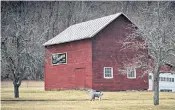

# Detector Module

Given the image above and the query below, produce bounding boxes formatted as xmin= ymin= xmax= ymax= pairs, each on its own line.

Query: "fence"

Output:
xmin=1 ymin=80 xmax=44 ymax=88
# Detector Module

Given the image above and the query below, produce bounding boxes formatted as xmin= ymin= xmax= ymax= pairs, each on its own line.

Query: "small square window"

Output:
xmin=127 ymin=68 xmax=136 ymax=79
xmin=104 ymin=67 xmax=113 ymax=79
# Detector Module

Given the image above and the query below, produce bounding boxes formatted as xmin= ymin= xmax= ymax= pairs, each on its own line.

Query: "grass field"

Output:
xmin=1 ymin=82 xmax=175 ymax=110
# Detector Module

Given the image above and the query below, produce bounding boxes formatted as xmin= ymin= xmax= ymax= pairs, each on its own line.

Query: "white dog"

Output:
xmin=87 ymin=90 xmax=103 ymax=101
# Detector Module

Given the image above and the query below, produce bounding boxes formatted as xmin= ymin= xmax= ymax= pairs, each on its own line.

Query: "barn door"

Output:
xmin=75 ymin=68 xmax=86 ymax=88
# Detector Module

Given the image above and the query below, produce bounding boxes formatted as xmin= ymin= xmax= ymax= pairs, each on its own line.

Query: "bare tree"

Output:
xmin=121 ymin=1 xmax=175 ymax=105
xmin=1 ymin=2 xmax=44 ymax=98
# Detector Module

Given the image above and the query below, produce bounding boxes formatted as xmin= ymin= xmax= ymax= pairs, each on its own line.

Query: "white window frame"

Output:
xmin=104 ymin=67 xmax=113 ymax=79
xmin=51 ymin=52 xmax=67 ymax=65
xmin=127 ymin=68 xmax=136 ymax=79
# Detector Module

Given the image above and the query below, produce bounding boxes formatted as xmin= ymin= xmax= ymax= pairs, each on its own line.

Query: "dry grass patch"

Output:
xmin=1 ymin=87 xmax=175 ymax=110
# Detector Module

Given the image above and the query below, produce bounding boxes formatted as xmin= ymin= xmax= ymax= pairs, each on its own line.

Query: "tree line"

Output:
xmin=1 ymin=1 xmax=175 ymax=104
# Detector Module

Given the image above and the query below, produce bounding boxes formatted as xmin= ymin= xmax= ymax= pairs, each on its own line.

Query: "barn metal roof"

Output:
xmin=43 ymin=13 xmax=126 ymax=46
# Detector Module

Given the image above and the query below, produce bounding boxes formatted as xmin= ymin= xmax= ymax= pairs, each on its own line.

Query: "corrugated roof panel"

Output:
xmin=43 ymin=13 xmax=122 ymax=46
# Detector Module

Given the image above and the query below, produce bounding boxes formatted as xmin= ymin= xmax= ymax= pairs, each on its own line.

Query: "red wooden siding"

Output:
xmin=44 ymin=39 xmax=92 ymax=90
xmin=44 ymin=14 xmax=149 ymax=91
xmin=92 ymin=15 xmax=148 ymax=91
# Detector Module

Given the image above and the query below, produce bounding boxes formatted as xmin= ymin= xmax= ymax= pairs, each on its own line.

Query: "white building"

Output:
xmin=148 ymin=73 xmax=175 ymax=92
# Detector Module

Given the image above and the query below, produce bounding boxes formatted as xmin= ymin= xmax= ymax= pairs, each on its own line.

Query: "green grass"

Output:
xmin=1 ymin=87 xmax=175 ymax=110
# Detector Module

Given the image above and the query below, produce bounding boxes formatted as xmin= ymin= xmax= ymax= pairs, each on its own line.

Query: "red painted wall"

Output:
xmin=92 ymin=15 xmax=148 ymax=91
xmin=44 ymin=39 xmax=92 ymax=90
xmin=44 ymin=14 xmax=149 ymax=91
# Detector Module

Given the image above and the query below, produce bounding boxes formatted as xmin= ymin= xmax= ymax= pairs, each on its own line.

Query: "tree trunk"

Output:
xmin=14 ymin=85 xmax=19 ymax=98
xmin=154 ymin=73 xmax=160 ymax=105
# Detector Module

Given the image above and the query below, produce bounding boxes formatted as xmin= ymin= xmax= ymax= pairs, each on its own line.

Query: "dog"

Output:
xmin=87 ymin=90 xmax=103 ymax=101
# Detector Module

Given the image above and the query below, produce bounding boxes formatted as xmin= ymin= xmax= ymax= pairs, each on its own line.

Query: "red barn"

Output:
xmin=43 ymin=13 xmax=148 ymax=91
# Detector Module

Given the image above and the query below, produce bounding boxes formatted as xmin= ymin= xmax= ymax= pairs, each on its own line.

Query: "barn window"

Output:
xmin=104 ymin=67 xmax=113 ymax=79
xmin=52 ymin=52 xmax=67 ymax=65
xmin=127 ymin=68 xmax=136 ymax=79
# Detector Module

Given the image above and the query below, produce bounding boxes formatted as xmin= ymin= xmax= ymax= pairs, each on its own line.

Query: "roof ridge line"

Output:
xmin=88 ymin=13 xmax=122 ymax=38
